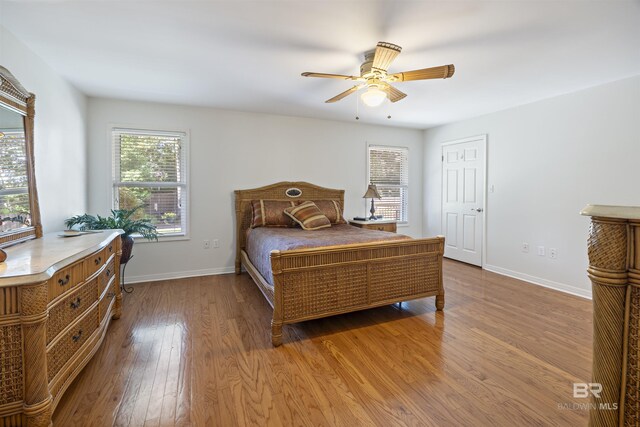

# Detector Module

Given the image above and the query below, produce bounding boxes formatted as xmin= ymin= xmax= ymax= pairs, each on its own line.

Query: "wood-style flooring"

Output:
xmin=52 ymin=259 xmax=592 ymax=426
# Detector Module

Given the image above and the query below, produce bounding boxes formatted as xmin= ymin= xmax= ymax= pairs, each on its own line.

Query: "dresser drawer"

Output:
xmin=49 ymin=261 xmax=85 ymax=301
xmin=47 ymin=278 xmax=99 ymax=344
xmin=372 ymin=223 xmax=396 ymax=232
xmin=47 ymin=305 xmax=99 ymax=382
xmin=98 ymin=258 xmax=116 ymax=297
xmin=105 ymin=240 xmax=116 ymax=258
xmin=84 ymin=248 xmax=107 ymax=278
xmin=348 ymin=220 xmax=397 ymax=233
xmin=99 ymin=281 xmax=116 ymax=322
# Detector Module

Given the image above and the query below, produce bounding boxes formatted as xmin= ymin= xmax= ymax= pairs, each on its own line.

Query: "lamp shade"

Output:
xmin=363 ymin=184 xmax=382 ymax=199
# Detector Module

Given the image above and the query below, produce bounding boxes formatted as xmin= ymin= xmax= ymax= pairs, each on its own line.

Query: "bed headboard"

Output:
xmin=234 ymin=181 xmax=345 ymax=273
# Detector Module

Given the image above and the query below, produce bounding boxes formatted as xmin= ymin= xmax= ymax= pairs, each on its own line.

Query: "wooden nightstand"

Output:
xmin=349 ymin=219 xmax=397 ymax=233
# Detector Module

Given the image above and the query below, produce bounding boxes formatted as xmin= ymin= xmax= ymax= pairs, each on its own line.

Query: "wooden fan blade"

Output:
xmin=385 ymin=84 xmax=407 ymax=103
xmin=325 ymin=85 xmax=360 ymax=103
xmin=302 ymin=72 xmax=360 ymax=80
xmin=390 ymin=64 xmax=455 ymax=82
xmin=372 ymin=42 xmax=402 ymax=72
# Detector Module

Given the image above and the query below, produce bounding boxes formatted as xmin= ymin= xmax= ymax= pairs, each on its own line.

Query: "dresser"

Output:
xmin=0 ymin=230 xmax=123 ymax=427
xmin=348 ymin=219 xmax=397 ymax=233
xmin=581 ymin=205 xmax=640 ymax=426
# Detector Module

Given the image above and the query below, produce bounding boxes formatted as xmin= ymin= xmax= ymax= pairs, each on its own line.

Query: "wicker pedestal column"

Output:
xmin=582 ymin=205 xmax=640 ymax=427
xmin=20 ymin=283 xmax=52 ymax=427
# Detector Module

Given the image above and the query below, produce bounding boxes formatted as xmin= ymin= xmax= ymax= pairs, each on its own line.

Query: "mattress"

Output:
xmin=245 ymin=223 xmax=411 ymax=285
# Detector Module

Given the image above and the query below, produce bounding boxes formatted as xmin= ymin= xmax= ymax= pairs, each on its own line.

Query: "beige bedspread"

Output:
xmin=245 ymin=224 xmax=411 ymax=286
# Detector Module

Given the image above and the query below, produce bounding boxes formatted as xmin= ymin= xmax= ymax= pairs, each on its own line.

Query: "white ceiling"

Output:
xmin=1 ymin=1 xmax=639 ymax=129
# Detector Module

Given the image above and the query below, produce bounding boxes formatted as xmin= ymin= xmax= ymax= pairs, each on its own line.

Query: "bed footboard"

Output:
xmin=269 ymin=236 xmax=445 ymax=346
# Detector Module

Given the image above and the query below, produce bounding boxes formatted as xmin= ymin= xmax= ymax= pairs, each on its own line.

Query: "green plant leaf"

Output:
xmin=64 ymin=206 xmax=158 ymax=240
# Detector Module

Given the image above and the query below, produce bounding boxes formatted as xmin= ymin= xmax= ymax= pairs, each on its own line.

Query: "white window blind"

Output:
xmin=112 ymin=128 xmax=188 ymax=237
xmin=368 ymin=145 xmax=409 ymax=222
xmin=0 ymin=130 xmax=31 ymax=230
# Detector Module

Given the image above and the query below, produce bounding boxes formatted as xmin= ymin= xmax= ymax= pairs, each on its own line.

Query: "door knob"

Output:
xmin=472 ymin=208 xmax=484 ymax=213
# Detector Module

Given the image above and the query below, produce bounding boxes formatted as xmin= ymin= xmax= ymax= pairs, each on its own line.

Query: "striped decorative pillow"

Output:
xmin=250 ymin=200 xmax=296 ymax=228
xmin=284 ymin=201 xmax=331 ymax=230
xmin=310 ymin=200 xmax=346 ymax=224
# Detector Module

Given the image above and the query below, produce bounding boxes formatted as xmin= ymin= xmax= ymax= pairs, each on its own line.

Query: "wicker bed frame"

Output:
xmin=235 ymin=181 xmax=445 ymax=346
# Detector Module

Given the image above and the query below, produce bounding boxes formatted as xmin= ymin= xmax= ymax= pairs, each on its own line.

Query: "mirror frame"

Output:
xmin=0 ymin=66 xmax=42 ymax=248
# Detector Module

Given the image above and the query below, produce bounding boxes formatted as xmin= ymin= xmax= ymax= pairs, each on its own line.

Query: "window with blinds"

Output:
xmin=112 ymin=128 xmax=188 ymax=237
xmin=0 ymin=130 xmax=31 ymax=231
xmin=368 ymin=145 xmax=409 ymax=222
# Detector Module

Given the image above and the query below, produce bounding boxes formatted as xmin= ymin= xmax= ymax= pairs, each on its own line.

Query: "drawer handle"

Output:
xmin=106 ymin=269 xmax=111 ymax=278
xmin=58 ymin=274 xmax=70 ymax=286
xmin=70 ymin=297 xmax=81 ymax=310
xmin=378 ymin=227 xmax=384 ymax=231
xmin=94 ymin=256 xmax=102 ymax=265
xmin=108 ymin=245 xmax=113 ymax=252
xmin=72 ymin=330 xmax=83 ymax=343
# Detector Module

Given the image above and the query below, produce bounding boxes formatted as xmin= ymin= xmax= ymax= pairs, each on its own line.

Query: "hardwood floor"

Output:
xmin=52 ymin=259 xmax=592 ymax=426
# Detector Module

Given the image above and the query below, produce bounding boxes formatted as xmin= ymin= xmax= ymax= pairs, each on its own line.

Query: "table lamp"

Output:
xmin=363 ymin=184 xmax=382 ymax=220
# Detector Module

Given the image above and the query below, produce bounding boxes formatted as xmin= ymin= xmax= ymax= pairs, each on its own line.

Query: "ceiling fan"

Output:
xmin=302 ymin=41 xmax=455 ymax=107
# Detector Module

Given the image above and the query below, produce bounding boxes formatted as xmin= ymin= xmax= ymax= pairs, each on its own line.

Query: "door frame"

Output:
xmin=440 ymin=134 xmax=488 ymax=268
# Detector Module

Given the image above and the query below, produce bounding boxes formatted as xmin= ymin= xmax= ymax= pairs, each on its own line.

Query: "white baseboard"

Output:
xmin=124 ymin=266 xmax=236 ymax=284
xmin=483 ymin=264 xmax=592 ymax=300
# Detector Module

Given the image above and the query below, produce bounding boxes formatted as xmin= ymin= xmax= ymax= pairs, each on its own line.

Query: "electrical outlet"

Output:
xmin=522 ymin=242 xmax=529 ymax=253
xmin=549 ymin=248 xmax=558 ymax=259
xmin=203 ymin=240 xmax=211 ymax=249
xmin=213 ymin=239 xmax=220 ymax=248
xmin=537 ymin=246 xmax=545 ymax=256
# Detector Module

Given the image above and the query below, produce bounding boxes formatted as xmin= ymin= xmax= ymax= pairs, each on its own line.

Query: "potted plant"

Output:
xmin=65 ymin=206 xmax=158 ymax=264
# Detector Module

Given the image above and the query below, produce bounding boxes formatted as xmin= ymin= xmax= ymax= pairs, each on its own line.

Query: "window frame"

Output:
xmin=111 ymin=127 xmax=190 ymax=241
xmin=366 ymin=144 xmax=409 ymax=225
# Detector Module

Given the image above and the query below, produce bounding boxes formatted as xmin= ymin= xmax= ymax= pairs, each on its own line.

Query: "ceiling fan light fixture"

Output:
xmin=361 ymin=87 xmax=387 ymax=107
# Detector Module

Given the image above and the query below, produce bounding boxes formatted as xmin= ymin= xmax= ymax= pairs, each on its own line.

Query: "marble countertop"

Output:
xmin=0 ymin=229 xmax=123 ymax=286
xmin=581 ymin=205 xmax=640 ymax=220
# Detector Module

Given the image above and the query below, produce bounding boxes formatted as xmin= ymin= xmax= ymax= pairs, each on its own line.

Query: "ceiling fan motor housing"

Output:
xmin=360 ymin=49 xmax=376 ymax=76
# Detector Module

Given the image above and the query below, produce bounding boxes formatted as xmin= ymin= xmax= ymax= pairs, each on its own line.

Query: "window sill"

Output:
xmin=132 ymin=234 xmax=190 ymax=243
xmin=374 ymin=220 xmax=408 ymax=226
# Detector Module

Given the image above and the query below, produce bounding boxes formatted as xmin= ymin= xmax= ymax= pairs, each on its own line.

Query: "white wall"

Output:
xmin=424 ymin=75 xmax=640 ymax=298
xmin=87 ymin=98 xmax=424 ymax=282
xmin=1 ymin=26 xmax=87 ymax=232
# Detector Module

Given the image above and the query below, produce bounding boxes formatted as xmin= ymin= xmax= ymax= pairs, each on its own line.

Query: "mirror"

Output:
xmin=0 ymin=66 xmax=41 ymax=248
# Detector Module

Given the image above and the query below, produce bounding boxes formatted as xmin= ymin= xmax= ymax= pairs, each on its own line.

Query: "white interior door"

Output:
xmin=441 ymin=136 xmax=486 ymax=266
